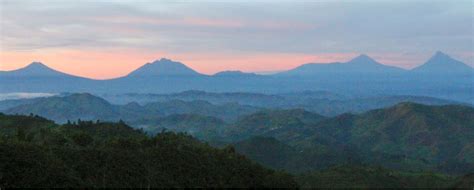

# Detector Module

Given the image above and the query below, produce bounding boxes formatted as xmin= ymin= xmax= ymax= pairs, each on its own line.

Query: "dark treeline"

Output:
xmin=0 ymin=113 xmax=297 ymax=188
xmin=0 ymin=113 xmax=473 ymax=188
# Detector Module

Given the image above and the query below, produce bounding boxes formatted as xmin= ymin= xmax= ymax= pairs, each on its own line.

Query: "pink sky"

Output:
xmin=0 ymin=49 xmax=472 ymax=80
xmin=1 ymin=1 xmax=472 ymax=80
xmin=0 ymin=49 xmax=356 ymax=79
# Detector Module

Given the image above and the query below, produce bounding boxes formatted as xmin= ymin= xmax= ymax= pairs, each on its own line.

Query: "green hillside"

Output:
xmin=303 ymin=102 xmax=474 ymax=173
xmin=142 ymin=100 xmax=258 ymax=121
xmin=4 ymin=94 xmax=259 ymax=123
xmin=233 ymin=136 xmax=359 ymax=173
xmin=226 ymin=109 xmax=325 ymax=141
xmin=228 ymin=103 xmax=474 ymax=174
xmin=5 ymin=93 xmax=121 ymax=123
xmin=133 ymin=114 xmax=226 ymax=140
xmin=0 ymin=113 xmax=297 ymax=188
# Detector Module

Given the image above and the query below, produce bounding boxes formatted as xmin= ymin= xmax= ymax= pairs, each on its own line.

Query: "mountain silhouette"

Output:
xmin=5 ymin=93 xmax=119 ymax=123
xmin=412 ymin=51 xmax=473 ymax=74
xmin=126 ymin=58 xmax=202 ymax=77
xmin=279 ymin=54 xmax=405 ymax=76
xmin=213 ymin=71 xmax=259 ymax=77
xmin=0 ymin=52 xmax=472 ymax=104
xmin=0 ymin=62 xmax=73 ymax=77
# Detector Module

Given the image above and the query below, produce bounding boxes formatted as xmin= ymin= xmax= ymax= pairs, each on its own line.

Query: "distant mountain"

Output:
xmin=126 ymin=58 xmax=203 ymax=77
xmin=2 ymin=91 xmax=462 ymax=117
xmin=0 ymin=62 xmax=78 ymax=78
xmin=300 ymin=102 xmax=474 ymax=172
xmin=133 ymin=114 xmax=226 ymax=140
xmin=225 ymin=102 xmax=474 ymax=174
xmin=2 ymin=94 xmax=473 ymax=175
xmin=5 ymin=93 xmax=120 ymax=123
xmin=0 ymin=98 xmax=44 ymax=111
xmin=0 ymin=62 xmax=94 ymax=93
xmin=1 ymin=52 xmax=472 ymax=104
xmin=213 ymin=71 xmax=259 ymax=77
xmin=292 ymin=95 xmax=464 ymax=116
xmin=142 ymin=100 xmax=259 ymax=121
xmin=226 ymin=109 xmax=326 ymax=141
xmin=3 ymin=93 xmax=260 ymax=123
xmin=412 ymin=51 xmax=473 ymax=74
xmin=351 ymin=102 xmax=474 ymax=156
xmin=279 ymin=54 xmax=406 ymax=76
xmin=106 ymin=91 xmax=461 ymax=115
xmin=101 ymin=90 xmax=285 ymax=106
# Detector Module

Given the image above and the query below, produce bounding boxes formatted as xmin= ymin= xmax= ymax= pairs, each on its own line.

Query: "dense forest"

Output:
xmin=1 ymin=112 xmax=473 ymax=188
xmin=0 ymin=113 xmax=297 ymax=188
xmin=1 ymin=0 xmax=473 ymax=188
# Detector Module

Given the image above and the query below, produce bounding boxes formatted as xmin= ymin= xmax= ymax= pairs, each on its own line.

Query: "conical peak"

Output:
xmin=25 ymin=62 xmax=49 ymax=69
xmin=151 ymin=58 xmax=175 ymax=64
xmin=127 ymin=58 xmax=201 ymax=77
xmin=348 ymin=54 xmax=378 ymax=64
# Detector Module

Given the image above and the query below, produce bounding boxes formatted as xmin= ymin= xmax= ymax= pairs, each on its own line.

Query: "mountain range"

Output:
xmin=2 ymin=93 xmax=259 ymax=123
xmin=278 ymin=54 xmax=406 ymax=76
xmin=3 ymin=51 xmax=471 ymax=78
xmin=1 ymin=51 xmax=472 ymax=103
xmin=3 ymin=93 xmax=471 ymax=175
xmin=229 ymin=102 xmax=474 ymax=174
xmin=0 ymin=92 xmax=464 ymax=123
xmin=1 ymin=111 xmax=472 ymax=188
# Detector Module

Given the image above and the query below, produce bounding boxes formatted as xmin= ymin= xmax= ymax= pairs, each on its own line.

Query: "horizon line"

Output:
xmin=1 ymin=51 xmax=470 ymax=80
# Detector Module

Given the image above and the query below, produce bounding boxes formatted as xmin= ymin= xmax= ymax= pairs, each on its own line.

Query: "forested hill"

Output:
xmin=227 ymin=103 xmax=474 ymax=176
xmin=0 ymin=113 xmax=297 ymax=188
xmin=1 ymin=112 xmax=474 ymax=188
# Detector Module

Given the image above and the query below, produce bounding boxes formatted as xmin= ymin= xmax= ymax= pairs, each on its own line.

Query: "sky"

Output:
xmin=0 ymin=0 xmax=473 ymax=79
